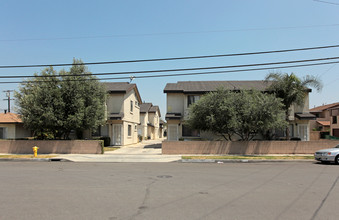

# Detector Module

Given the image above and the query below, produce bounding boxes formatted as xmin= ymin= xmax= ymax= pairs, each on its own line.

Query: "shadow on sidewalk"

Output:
xmin=143 ymin=144 xmax=162 ymax=149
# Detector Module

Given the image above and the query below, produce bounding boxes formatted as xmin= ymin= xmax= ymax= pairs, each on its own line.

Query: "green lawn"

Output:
xmin=182 ymin=155 xmax=314 ymax=160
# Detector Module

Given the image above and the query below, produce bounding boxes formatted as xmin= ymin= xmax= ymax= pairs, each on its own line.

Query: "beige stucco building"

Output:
xmin=138 ymin=103 xmax=162 ymax=140
xmin=98 ymin=82 xmax=142 ymax=146
xmin=0 ymin=112 xmax=31 ymax=139
xmin=164 ymin=81 xmax=315 ymax=141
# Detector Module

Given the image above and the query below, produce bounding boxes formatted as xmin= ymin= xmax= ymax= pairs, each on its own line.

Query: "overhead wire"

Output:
xmin=0 ymin=44 xmax=339 ymax=69
xmin=1 ymin=60 xmax=339 ymax=84
xmin=1 ymin=56 xmax=339 ymax=79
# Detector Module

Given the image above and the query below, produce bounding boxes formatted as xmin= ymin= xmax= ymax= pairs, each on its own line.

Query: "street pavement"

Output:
xmin=58 ymin=139 xmax=182 ymax=162
xmin=0 ymin=161 xmax=337 ymax=220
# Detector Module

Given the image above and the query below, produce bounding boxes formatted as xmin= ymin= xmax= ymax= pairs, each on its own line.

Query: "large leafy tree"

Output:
xmin=265 ymin=72 xmax=322 ymax=139
xmin=186 ymin=89 xmax=287 ymax=141
xmin=15 ymin=59 xmax=106 ymax=139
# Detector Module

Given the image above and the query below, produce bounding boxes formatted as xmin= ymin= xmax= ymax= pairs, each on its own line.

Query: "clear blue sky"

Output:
xmin=1 ymin=0 xmax=339 ymax=118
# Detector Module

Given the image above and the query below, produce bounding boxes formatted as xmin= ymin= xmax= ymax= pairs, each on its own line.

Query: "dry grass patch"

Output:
xmin=0 ymin=155 xmax=57 ymax=159
xmin=104 ymin=147 xmax=120 ymax=152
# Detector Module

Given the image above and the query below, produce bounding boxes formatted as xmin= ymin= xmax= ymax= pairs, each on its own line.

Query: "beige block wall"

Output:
xmin=0 ymin=140 xmax=102 ymax=154
xmin=162 ymin=140 xmax=339 ymax=155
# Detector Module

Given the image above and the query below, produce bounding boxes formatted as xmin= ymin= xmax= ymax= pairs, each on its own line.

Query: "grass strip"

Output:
xmin=0 ymin=155 xmax=57 ymax=159
xmin=182 ymin=155 xmax=314 ymax=160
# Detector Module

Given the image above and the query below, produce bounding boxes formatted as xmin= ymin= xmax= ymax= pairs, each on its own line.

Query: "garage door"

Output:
xmin=333 ymin=129 xmax=339 ymax=137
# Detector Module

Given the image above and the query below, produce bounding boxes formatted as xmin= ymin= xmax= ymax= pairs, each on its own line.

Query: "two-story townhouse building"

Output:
xmin=328 ymin=106 xmax=339 ymax=137
xmin=164 ymin=81 xmax=315 ymax=141
xmin=138 ymin=103 xmax=161 ymax=140
xmin=309 ymin=102 xmax=339 ymax=139
xmin=99 ymin=82 xmax=142 ymax=146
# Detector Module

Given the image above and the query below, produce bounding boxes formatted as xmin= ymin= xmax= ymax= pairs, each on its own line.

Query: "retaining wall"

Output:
xmin=162 ymin=140 xmax=339 ymax=155
xmin=0 ymin=140 xmax=102 ymax=154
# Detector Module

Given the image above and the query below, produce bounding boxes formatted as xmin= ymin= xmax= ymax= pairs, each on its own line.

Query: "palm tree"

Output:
xmin=265 ymin=72 xmax=322 ymax=140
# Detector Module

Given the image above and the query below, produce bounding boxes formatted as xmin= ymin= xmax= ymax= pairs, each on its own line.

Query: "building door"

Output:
xmin=168 ymin=125 xmax=178 ymax=141
xmin=298 ymin=125 xmax=308 ymax=141
xmin=113 ymin=124 xmax=122 ymax=145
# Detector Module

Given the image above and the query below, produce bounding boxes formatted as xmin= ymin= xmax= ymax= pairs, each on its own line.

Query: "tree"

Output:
xmin=59 ymin=59 xmax=106 ymax=139
xmin=186 ymin=89 xmax=287 ymax=141
xmin=186 ymin=89 xmax=238 ymax=140
xmin=265 ymin=72 xmax=322 ymax=140
xmin=15 ymin=59 xmax=106 ymax=139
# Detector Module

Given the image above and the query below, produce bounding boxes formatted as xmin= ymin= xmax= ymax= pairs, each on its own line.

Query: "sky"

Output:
xmin=1 ymin=0 xmax=339 ymax=118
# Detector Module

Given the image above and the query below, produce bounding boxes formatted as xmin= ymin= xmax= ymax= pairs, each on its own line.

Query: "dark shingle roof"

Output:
xmin=104 ymin=82 xmax=135 ymax=92
xmin=149 ymin=105 xmax=161 ymax=117
xmin=140 ymin=103 xmax=152 ymax=113
xmin=163 ymin=81 xmax=273 ymax=93
xmin=104 ymin=82 xmax=142 ymax=103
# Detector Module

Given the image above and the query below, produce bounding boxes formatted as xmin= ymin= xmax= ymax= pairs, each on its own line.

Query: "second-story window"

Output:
xmin=187 ymin=95 xmax=200 ymax=107
xmin=333 ymin=116 xmax=337 ymax=124
xmin=130 ymin=100 xmax=133 ymax=112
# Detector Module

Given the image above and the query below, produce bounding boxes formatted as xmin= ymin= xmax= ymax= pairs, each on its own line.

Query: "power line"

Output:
xmin=314 ymin=0 xmax=339 ymax=6
xmin=2 ymin=24 xmax=339 ymax=42
xmin=1 ymin=44 xmax=339 ymax=69
xmin=1 ymin=60 xmax=338 ymax=84
xmin=1 ymin=56 xmax=339 ymax=79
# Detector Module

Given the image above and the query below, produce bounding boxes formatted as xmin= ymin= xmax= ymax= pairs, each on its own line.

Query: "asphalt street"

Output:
xmin=0 ymin=161 xmax=338 ymax=220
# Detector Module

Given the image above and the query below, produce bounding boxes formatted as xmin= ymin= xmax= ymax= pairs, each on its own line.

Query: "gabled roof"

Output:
xmin=0 ymin=113 xmax=23 ymax=124
xmin=104 ymin=82 xmax=142 ymax=103
xmin=140 ymin=103 xmax=152 ymax=113
xmin=149 ymin=105 xmax=161 ymax=117
xmin=310 ymin=102 xmax=339 ymax=113
xmin=139 ymin=103 xmax=161 ymax=117
xmin=164 ymin=81 xmax=273 ymax=93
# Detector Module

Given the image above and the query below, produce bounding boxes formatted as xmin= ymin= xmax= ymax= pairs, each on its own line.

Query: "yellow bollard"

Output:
xmin=32 ymin=146 xmax=39 ymax=158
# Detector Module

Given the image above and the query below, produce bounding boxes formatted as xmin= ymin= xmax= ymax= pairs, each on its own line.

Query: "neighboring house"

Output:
xmin=309 ymin=102 xmax=339 ymax=139
xmin=0 ymin=112 xmax=31 ymax=139
xmin=164 ymin=81 xmax=315 ymax=141
xmin=138 ymin=103 xmax=161 ymax=140
xmin=97 ymin=82 xmax=142 ymax=146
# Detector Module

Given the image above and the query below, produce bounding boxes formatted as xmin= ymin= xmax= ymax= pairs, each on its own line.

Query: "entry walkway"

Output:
xmin=58 ymin=139 xmax=181 ymax=162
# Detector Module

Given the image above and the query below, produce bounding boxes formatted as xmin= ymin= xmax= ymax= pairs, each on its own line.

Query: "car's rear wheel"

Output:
xmin=335 ymin=155 xmax=339 ymax=165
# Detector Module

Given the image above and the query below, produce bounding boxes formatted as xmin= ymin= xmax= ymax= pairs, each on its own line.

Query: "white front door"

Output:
xmin=168 ymin=125 xmax=178 ymax=141
xmin=113 ymin=124 xmax=122 ymax=145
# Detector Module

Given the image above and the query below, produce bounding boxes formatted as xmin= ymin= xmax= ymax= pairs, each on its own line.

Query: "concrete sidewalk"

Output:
xmin=57 ymin=139 xmax=182 ymax=162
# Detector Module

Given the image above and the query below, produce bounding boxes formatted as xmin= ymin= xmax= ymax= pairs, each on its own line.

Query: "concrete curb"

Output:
xmin=181 ymin=159 xmax=315 ymax=163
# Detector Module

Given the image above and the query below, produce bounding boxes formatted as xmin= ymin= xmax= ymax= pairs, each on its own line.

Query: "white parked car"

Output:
xmin=314 ymin=145 xmax=339 ymax=164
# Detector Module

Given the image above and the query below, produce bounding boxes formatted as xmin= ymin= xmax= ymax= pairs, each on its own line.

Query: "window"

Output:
xmin=128 ymin=125 xmax=132 ymax=136
xmin=333 ymin=116 xmax=337 ymax=124
xmin=130 ymin=100 xmax=133 ymax=112
xmin=182 ymin=125 xmax=200 ymax=137
xmin=187 ymin=95 xmax=200 ymax=107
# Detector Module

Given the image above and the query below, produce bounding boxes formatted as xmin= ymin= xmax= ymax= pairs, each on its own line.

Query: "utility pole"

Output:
xmin=3 ymin=90 xmax=14 ymax=113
